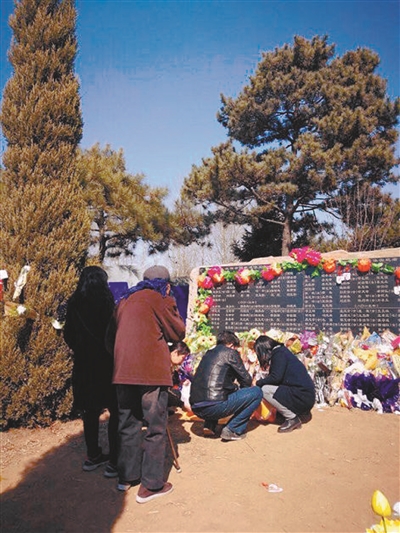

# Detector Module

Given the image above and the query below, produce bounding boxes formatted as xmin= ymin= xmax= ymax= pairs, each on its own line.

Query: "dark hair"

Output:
xmin=217 ymin=330 xmax=240 ymax=348
xmin=72 ymin=266 xmax=114 ymax=308
xmin=254 ymin=335 xmax=282 ymax=369
xmin=169 ymin=341 xmax=190 ymax=356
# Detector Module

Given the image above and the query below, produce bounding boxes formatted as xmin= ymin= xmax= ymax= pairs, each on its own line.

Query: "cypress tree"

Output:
xmin=0 ymin=0 xmax=90 ymax=427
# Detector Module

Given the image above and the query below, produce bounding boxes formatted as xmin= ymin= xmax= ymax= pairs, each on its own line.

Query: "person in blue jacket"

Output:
xmin=254 ymin=335 xmax=315 ymax=433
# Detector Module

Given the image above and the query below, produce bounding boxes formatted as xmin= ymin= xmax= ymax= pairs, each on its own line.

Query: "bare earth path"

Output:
xmin=1 ymin=407 xmax=399 ymax=533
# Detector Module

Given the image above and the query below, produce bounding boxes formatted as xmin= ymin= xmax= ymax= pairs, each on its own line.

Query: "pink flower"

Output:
xmin=290 ymin=247 xmax=321 ymax=266
xmin=200 ymin=276 xmax=214 ymax=289
xmin=234 ymin=268 xmax=252 ymax=285
xmin=204 ymin=296 xmax=215 ymax=308
xmin=208 ymin=266 xmax=221 ymax=277
xmin=305 ymin=249 xmax=322 ymax=267
xmin=290 ymin=247 xmax=309 ymax=263
xmin=262 ymin=262 xmax=283 ymax=280
xmin=207 ymin=266 xmax=225 ymax=284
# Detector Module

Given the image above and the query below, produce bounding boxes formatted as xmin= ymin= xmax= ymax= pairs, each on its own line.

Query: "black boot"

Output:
xmin=278 ymin=416 xmax=302 ymax=433
xmin=203 ymin=420 xmax=217 ymax=437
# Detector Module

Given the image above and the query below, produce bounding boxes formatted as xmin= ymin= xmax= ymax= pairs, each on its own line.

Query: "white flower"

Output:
xmin=248 ymin=328 xmax=262 ymax=339
xmin=247 ymin=351 xmax=257 ymax=363
xmin=17 ymin=305 xmax=26 ymax=315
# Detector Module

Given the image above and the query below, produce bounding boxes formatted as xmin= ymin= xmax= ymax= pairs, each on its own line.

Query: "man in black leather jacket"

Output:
xmin=189 ymin=330 xmax=263 ymax=441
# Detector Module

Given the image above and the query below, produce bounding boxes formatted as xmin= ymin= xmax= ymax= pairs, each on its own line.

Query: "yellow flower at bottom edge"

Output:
xmin=366 ymin=518 xmax=400 ymax=533
xmin=371 ymin=490 xmax=392 ymax=517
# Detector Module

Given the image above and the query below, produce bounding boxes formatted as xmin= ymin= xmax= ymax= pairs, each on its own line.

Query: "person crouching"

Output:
xmin=189 ymin=330 xmax=262 ymax=441
xmin=254 ymin=335 xmax=315 ymax=433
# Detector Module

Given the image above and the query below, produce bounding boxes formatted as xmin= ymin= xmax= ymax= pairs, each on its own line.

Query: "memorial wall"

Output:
xmin=189 ymin=249 xmax=400 ymax=335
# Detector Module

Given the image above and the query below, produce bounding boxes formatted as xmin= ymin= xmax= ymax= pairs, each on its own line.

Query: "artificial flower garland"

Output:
xmin=193 ymin=246 xmax=400 ymax=334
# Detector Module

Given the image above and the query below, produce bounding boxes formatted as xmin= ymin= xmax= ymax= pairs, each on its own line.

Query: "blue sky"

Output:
xmin=1 ymin=0 xmax=399 ymax=203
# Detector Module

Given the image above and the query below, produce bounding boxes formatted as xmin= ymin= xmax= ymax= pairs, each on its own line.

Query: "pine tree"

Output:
xmin=0 ymin=0 xmax=90 ymax=427
xmin=181 ymin=36 xmax=399 ymax=257
xmin=76 ymin=144 xmax=172 ymax=262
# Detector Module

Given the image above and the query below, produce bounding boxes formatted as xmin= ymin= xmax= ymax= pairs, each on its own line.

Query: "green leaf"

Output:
xmin=198 ymin=288 xmax=212 ymax=297
xmin=381 ymin=265 xmax=395 ymax=274
xmin=224 ymin=271 xmax=237 ymax=282
xmin=310 ymin=266 xmax=322 ymax=278
xmin=250 ymin=269 xmax=261 ymax=280
xmin=282 ymin=260 xmax=302 ymax=272
xmin=371 ymin=262 xmax=383 ymax=273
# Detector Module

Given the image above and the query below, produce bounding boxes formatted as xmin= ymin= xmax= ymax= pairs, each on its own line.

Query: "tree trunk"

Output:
xmin=281 ymin=217 xmax=292 ymax=256
xmin=99 ymin=232 xmax=107 ymax=263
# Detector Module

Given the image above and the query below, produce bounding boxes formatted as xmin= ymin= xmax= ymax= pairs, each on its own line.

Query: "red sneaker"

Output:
xmin=136 ymin=482 xmax=174 ymax=504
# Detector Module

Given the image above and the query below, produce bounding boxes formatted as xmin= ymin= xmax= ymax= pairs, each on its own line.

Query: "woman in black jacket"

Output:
xmin=64 ymin=266 xmax=118 ymax=476
xmin=254 ymin=335 xmax=315 ymax=433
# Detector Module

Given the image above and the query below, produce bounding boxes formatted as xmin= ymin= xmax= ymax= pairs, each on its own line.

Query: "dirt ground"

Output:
xmin=1 ymin=406 xmax=399 ymax=533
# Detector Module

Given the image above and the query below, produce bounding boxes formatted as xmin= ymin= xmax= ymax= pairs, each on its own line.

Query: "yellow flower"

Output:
xmin=207 ymin=336 xmax=216 ymax=346
xmin=371 ymin=490 xmax=392 ymax=518
xmin=366 ymin=518 xmax=400 ymax=533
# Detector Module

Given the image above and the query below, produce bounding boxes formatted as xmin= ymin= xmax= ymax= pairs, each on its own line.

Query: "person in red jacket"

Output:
xmin=107 ymin=266 xmax=186 ymax=504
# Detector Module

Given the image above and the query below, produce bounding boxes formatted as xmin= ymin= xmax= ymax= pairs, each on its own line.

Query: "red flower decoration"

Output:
xmin=198 ymin=302 xmax=210 ymax=314
xmin=322 ymin=258 xmax=336 ymax=274
xmin=357 ymin=258 xmax=372 ymax=273
xmin=261 ymin=264 xmax=282 ymax=281
xmin=289 ymin=247 xmax=309 ymax=263
xmin=204 ymin=296 xmax=215 ymax=308
xmin=290 ymin=247 xmax=322 ymax=267
xmin=234 ymin=268 xmax=252 ymax=285
xmin=207 ymin=266 xmax=225 ymax=284
xmin=305 ymin=249 xmax=322 ymax=266
xmin=261 ymin=267 xmax=275 ymax=282
xmin=198 ymin=275 xmax=214 ymax=289
xmin=270 ymin=263 xmax=283 ymax=277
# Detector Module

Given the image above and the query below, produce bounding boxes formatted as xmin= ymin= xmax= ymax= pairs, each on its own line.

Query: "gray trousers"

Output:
xmin=261 ymin=384 xmax=296 ymax=420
